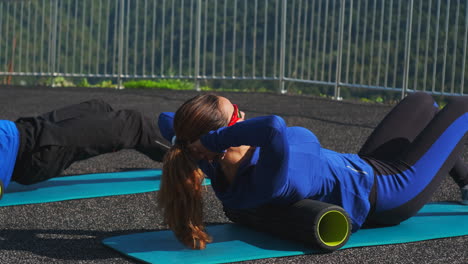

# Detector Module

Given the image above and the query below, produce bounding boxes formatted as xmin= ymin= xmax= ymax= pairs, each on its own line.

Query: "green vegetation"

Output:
xmin=15 ymin=74 xmax=454 ymax=106
xmin=123 ymin=79 xmax=196 ymax=90
xmin=37 ymin=77 xmax=75 ymax=87
xmin=36 ymin=77 xmax=118 ymax=88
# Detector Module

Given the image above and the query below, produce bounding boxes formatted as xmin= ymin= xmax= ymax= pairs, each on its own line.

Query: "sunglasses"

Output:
xmin=227 ymin=104 xmax=242 ymax=126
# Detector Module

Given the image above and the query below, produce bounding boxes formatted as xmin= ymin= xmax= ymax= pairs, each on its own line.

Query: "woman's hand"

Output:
xmin=188 ymin=139 xmax=224 ymax=162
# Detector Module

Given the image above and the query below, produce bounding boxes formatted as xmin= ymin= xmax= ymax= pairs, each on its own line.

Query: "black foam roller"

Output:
xmin=223 ymin=199 xmax=352 ymax=252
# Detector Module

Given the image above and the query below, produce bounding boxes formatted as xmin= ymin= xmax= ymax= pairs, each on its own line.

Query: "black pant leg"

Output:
xmin=359 ymin=92 xmax=468 ymax=188
xmin=13 ymin=145 xmax=76 ymax=185
xmin=358 ymin=92 xmax=437 ymax=158
xmin=37 ymin=99 xmax=114 ymax=122
xmin=368 ymin=96 xmax=468 ymax=225
xmin=450 ymin=161 xmax=468 ymax=187
xmin=44 ymin=109 xmax=167 ymax=162
xmin=13 ymin=109 xmax=167 ymax=185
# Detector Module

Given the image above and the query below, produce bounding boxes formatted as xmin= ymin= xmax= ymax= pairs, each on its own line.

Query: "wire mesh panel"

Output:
xmin=280 ymin=0 xmax=468 ymax=96
xmin=0 ymin=0 xmax=467 ymax=96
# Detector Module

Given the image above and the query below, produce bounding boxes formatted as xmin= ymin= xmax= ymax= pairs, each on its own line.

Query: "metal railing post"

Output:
xmin=51 ymin=0 xmax=59 ymax=76
xmin=279 ymin=0 xmax=287 ymax=94
xmin=117 ymin=0 xmax=125 ymax=89
xmin=334 ymin=0 xmax=346 ymax=100
xmin=461 ymin=0 xmax=468 ymax=95
xmin=194 ymin=0 xmax=202 ymax=91
xmin=402 ymin=0 xmax=414 ymax=98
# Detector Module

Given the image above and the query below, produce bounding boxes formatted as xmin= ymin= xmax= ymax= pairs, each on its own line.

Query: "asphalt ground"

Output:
xmin=0 ymin=85 xmax=466 ymax=263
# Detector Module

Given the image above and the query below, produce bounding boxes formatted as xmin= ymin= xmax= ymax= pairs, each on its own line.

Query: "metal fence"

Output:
xmin=1 ymin=0 xmax=467 ymax=98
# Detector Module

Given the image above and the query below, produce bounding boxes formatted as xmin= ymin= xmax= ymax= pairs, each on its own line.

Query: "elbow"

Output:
xmin=266 ymin=115 xmax=287 ymax=134
xmin=158 ymin=112 xmax=175 ymax=142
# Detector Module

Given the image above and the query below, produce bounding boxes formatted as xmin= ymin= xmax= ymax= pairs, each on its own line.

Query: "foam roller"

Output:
xmin=223 ymin=199 xmax=351 ymax=252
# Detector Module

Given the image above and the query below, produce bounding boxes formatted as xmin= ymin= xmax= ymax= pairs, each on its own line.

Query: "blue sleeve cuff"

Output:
xmin=158 ymin=112 xmax=175 ymax=143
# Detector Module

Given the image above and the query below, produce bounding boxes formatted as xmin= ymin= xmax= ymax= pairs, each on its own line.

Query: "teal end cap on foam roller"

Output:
xmin=223 ymin=199 xmax=352 ymax=252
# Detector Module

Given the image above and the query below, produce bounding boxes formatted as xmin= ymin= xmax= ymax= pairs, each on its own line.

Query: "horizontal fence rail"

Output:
xmin=1 ymin=0 xmax=467 ymax=97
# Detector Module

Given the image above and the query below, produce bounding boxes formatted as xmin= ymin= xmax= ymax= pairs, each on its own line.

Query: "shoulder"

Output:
xmin=249 ymin=115 xmax=286 ymax=129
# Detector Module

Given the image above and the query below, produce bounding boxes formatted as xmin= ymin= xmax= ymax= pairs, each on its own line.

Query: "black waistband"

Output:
xmin=368 ymin=174 xmax=377 ymax=215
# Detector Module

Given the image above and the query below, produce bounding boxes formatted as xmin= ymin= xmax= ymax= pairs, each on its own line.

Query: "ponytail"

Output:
xmin=157 ymin=144 xmax=212 ymax=249
xmin=158 ymin=93 xmax=228 ymax=249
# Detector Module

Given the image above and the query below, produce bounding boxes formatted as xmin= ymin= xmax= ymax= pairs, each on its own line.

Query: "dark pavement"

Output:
xmin=0 ymin=85 xmax=466 ymax=263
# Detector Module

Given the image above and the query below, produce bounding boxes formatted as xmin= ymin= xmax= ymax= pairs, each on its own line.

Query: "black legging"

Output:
xmin=12 ymin=99 xmax=168 ymax=185
xmin=361 ymin=92 xmax=468 ymax=226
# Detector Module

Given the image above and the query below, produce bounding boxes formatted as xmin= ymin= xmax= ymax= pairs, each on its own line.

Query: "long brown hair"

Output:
xmin=157 ymin=94 xmax=227 ymax=249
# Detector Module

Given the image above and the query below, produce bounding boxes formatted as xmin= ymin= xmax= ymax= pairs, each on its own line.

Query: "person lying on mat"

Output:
xmin=0 ymin=99 xmax=168 ymax=192
xmin=157 ymin=92 xmax=468 ymax=250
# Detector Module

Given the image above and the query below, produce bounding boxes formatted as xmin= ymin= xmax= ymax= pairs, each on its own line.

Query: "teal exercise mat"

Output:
xmin=0 ymin=169 xmax=211 ymax=206
xmin=102 ymin=202 xmax=468 ymax=264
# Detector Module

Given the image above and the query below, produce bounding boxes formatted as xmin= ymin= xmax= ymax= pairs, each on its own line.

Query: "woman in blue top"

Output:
xmin=157 ymin=92 xmax=468 ymax=250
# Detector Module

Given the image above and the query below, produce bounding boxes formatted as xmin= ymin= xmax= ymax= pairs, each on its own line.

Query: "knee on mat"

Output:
xmin=406 ymin=92 xmax=436 ymax=108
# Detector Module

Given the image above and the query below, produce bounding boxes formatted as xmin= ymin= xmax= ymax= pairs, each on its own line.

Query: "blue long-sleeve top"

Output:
xmin=0 ymin=120 xmax=20 ymax=190
xmin=158 ymin=113 xmax=375 ymax=231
